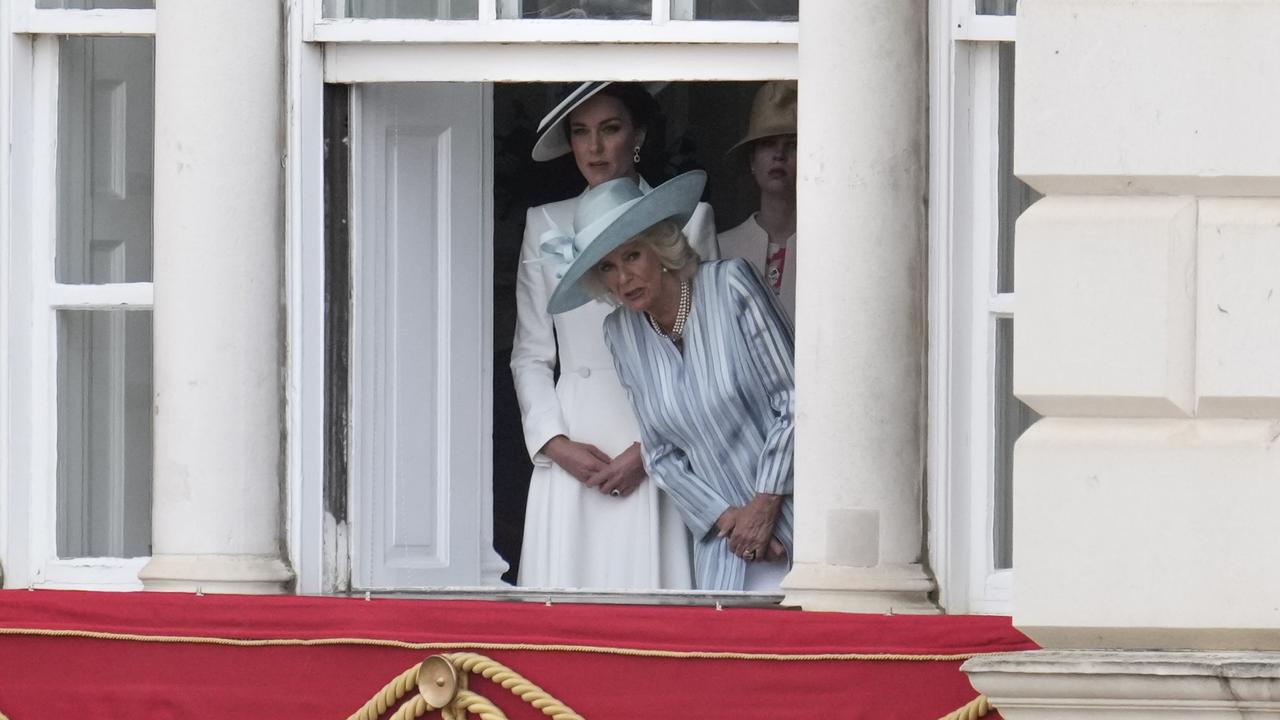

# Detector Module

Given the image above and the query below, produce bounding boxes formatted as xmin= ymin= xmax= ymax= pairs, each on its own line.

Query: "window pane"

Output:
xmin=500 ymin=0 xmax=649 ymax=19
xmin=56 ymin=36 xmax=154 ymax=285
xmin=993 ymin=317 xmax=1039 ymax=570
xmin=976 ymin=0 xmax=1016 ymax=16
xmin=36 ymin=0 xmax=154 ymax=7
xmin=325 ymin=0 xmax=480 ymax=18
xmin=57 ymin=310 xmax=153 ymax=559
xmin=996 ymin=43 xmax=1040 ymax=294
xmin=676 ymin=0 xmax=796 ymax=21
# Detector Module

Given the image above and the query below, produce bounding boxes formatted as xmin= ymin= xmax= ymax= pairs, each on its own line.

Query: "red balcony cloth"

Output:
xmin=0 ymin=590 xmax=1035 ymax=719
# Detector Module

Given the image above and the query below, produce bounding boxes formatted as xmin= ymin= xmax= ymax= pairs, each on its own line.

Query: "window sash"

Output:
xmin=4 ymin=27 xmax=155 ymax=590
xmin=315 ymin=0 xmax=794 ymax=24
xmin=11 ymin=7 xmax=155 ymax=35
xmin=304 ymin=0 xmax=796 ymax=43
xmin=309 ymin=17 xmax=797 ymax=43
xmin=929 ymin=3 xmax=1027 ymax=613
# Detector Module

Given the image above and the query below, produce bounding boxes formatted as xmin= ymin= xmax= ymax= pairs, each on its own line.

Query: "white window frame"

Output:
xmin=286 ymin=0 xmax=797 ymax=594
xmin=1 ymin=2 xmax=156 ymax=590
xmin=927 ymin=0 xmax=1018 ymax=614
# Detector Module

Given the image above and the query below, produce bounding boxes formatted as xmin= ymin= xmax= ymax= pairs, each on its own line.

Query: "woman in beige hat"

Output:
xmin=511 ymin=82 xmax=717 ymax=591
xmin=718 ymin=81 xmax=798 ymax=320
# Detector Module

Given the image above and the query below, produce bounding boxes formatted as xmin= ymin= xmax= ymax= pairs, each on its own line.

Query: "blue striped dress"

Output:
xmin=603 ymin=258 xmax=796 ymax=591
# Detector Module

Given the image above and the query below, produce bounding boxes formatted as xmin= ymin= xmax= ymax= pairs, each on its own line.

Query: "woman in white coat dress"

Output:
xmin=512 ymin=82 xmax=717 ymax=589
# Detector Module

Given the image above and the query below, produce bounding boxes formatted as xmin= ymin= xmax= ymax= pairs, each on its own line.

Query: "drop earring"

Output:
xmin=633 ymin=145 xmax=642 ymax=164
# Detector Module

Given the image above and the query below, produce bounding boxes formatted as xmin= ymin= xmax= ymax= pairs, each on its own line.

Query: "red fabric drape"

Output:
xmin=0 ymin=590 xmax=1035 ymax=719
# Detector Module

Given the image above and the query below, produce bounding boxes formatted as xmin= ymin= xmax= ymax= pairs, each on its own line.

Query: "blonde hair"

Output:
xmin=582 ymin=219 xmax=700 ymax=305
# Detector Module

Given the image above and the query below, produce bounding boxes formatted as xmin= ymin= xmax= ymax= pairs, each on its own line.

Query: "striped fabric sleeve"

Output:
xmin=636 ymin=432 xmax=731 ymax=540
xmin=725 ymin=259 xmax=796 ymax=496
xmin=604 ymin=314 xmax=731 ymax=538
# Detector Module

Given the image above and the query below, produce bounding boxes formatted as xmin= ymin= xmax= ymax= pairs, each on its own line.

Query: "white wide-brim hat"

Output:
xmin=543 ymin=170 xmax=706 ymax=315
xmin=532 ymin=81 xmax=666 ymax=162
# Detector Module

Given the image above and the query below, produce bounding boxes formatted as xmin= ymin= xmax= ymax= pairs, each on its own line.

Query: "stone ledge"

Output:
xmin=965 ymin=650 xmax=1280 ymax=718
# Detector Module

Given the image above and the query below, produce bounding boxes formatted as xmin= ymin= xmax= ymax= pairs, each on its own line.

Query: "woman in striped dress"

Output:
xmin=546 ymin=171 xmax=795 ymax=592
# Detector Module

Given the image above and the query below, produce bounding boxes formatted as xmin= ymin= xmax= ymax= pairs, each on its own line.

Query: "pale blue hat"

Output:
xmin=542 ymin=170 xmax=706 ymax=315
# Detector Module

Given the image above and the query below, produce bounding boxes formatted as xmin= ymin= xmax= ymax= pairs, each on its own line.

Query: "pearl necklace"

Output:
xmin=646 ymin=279 xmax=691 ymax=344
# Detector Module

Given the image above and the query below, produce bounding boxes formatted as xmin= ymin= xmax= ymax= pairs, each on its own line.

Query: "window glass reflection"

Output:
xmin=976 ymin=0 xmax=1017 ymax=16
xmin=327 ymin=0 xmax=479 ymax=19
xmin=993 ymin=318 xmax=1038 ymax=570
xmin=57 ymin=310 xmax=153 ymax=559
xmin=502 ymin=0 xmax=650 ymax=20
xmin=56 ymin=36 xmax=155 ymax=285
xmin=36 ymin=0 xmax=154 ymax=8
xmin=995 ymin=43 xmax=1039 ymax=294
xmin=677 ymin=0 xmax=796 ymax=21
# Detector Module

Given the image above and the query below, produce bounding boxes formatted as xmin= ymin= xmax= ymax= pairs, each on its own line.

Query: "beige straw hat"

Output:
xmin=727 ymin=80 xmax=797 ymax=154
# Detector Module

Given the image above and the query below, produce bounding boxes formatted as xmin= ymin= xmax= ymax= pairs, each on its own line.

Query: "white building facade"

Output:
xmin=2 ymin=0 xmax=1275 ymax=715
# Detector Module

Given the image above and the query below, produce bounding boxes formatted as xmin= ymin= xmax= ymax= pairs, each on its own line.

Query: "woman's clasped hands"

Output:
xmin=541 ymin=436 xmax=646 ymax=498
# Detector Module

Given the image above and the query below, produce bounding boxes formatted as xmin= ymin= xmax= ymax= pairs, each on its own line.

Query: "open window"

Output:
xmin=291 ymin=1 xmax=799 ymax=599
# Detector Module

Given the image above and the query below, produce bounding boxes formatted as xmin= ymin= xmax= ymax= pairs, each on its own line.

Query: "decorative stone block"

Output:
xmin=1015 ymin=196 xmax=1196 ymax=418
xmin=1017 ymin=0 xmax=1280 ymax=196
xmin=1196 ymin=199 xmax=1280 ymax=418
xmin=1013 ymin=418 xmax=1280 ymax=651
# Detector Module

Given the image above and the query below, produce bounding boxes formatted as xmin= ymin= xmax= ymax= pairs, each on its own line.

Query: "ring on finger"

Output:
xmin=743 ymin=548 xmax=757 ymax=561
xmin=610 ymin=489 xmax=622 ymax=497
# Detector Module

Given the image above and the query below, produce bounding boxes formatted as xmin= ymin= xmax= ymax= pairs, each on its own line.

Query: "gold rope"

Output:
xmin=350 ymin=664 xmax=422 ymax=720
xmin=347 ymin=653 xmax=584 ymax=720
xmin=937 ymin=694 xmax=991 ymax=720
xmin=387 ymin=694 xmax=430 ymax=720
xmin=450 ymin=690 xmax=510 ymax=720
xmin=0 ymin=626 xmax=982 ymax=662
xmin=448 ymin=652 xmax=583 ymax=720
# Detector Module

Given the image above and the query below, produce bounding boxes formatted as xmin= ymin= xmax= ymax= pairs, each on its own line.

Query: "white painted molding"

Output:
xmin=285 ymin=0 xmax=329 ymax=595
xmin=926 ymin=0 xmax=958 ymax=612
xmin=0 ymin=0 xmax=14 ymax=587
xmin=953 ymin=14 xmax=1015 ymax=43
xmin=310 ymin=18 xmax=797 ymax=44
xmin=14 ymin=9 xmax=155 ymax=36
xmin=47 ymin=283 xmax=153 ymax=308
xmin=324 ymin=41 xmax=797 ymax=82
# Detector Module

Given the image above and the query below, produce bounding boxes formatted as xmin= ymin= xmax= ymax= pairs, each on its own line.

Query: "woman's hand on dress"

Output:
xmin=715 ymin=506 xmax=741 ymax=539
xmin=541 ymin=435 xmax=612 ymax=485
xmin=586 ymin=442 xmax=647 ymax=498
xmin=727 ymin=493 xmax=784 ymax=559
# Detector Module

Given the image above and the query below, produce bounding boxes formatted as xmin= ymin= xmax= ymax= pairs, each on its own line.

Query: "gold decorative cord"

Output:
xmin=0 ymin=626 xmax=1001 ymax=719
xmin=0 ymin=626 xmax=980 ymax=662
xmin=937 ymin=694 xmax=992 ymax=720
xmin=347 ymin=653 xmax=584 ymax=720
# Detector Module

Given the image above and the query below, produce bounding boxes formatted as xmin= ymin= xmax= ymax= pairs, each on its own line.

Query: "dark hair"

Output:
xmin=561 ymin=82 xmax=660 ymax=141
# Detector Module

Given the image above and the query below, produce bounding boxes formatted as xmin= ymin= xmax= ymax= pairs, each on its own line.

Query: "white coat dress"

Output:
xmin=718 ymin=213 xmax=796 ymax=321
xmin=511 ymin=183 xmax=717 ymax=590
